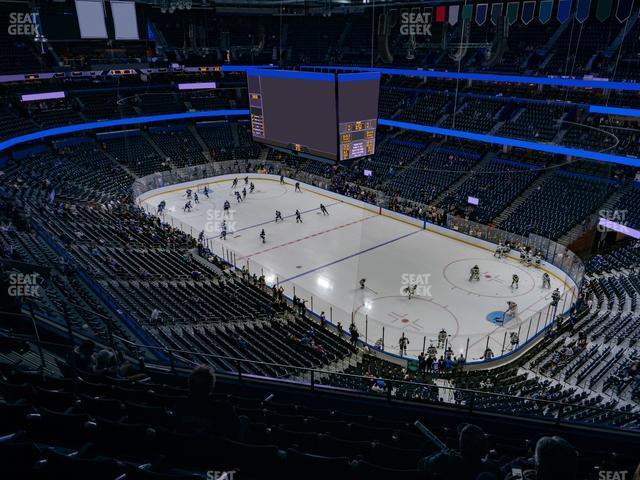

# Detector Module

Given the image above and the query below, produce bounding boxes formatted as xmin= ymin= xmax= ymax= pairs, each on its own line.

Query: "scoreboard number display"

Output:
xmin=338 ymin=119 xmax=377 ymax=160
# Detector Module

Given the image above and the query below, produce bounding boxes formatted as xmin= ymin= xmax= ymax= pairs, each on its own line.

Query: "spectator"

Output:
xmin=150 ymin=307 xmax=161 ymax=323
xmin=67 ymin=339 xmax=96 ymax=372
xmin=93 ymin=348 xmax=120 ymax=377
xmin=418 ymin=352 xmax=427 ymax=373
xmin=419 ymin=423 xmax=499 ymax=479
xmin=175 ymin=365 xmax=246 ymax=439
xmin=534 ymin=436 xmax=578 ymax=480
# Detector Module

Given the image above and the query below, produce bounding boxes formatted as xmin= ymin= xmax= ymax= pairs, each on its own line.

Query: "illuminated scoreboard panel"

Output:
xmin=339 ymin=119 xmax=376 ymax=160
xmin=249 ymin=92 xmax=265 ymax=139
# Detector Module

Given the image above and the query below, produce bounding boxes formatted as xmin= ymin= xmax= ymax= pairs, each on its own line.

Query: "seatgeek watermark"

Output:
xmin=205 ymin=208 xmax=237 ymax=236
xmin=400 ymin=273 xmax=432 ymax=297
xmin=598 ymin=470 xmax=629 ymax=480
xmin=7 ymin=273 xmax=41 ymax=298
xmin=8 ymin=12 xmax=39 ymax=36
xmin=597 ymin=209 xmax=628 ymax=233
xmin=400 ymin=11 xmax=433 ymax=36
xmin=206 ymin=471 xmax=236 ymax=480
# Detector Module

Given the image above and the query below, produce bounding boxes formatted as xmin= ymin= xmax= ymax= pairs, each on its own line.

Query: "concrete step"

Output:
xmin=188 ymin=124 xmax=212 ymax=161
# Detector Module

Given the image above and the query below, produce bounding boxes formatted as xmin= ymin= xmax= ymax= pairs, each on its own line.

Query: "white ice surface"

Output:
xmin=142 ymin=176 xmax=574 ymax=362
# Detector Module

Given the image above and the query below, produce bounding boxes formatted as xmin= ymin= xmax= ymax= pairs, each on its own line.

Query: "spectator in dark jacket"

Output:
xmin=534 ymin=436 xmax=578 ymax=480
xmin=174 ymin=365 xmax=246 ymax=440
xmin=419 ymin=423 xmax=500 ymax=480
xmin=67 ymin=339 xmax=95 ymax=372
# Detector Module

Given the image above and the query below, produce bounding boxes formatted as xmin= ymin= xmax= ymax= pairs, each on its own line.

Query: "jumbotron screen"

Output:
xmin=247 ymin=70 xmax=380 ymax=161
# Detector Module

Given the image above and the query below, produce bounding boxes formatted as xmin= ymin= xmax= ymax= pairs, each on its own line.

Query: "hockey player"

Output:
xmin=244 ymin=176 xmax=249 ymax=186
xmin=198 ymin=230 xmax=205 ymax=243
xmin=219 ymin=221 xmax=227 ymax=240
xmin=295 ymin=182 xmax=301 ymax=192
xmin=534 ymin=252 xmax=542 ymax=267
xmin=250 ymin=182 xmax=255 ymax=193
xmin=231 ymin=178 xmax=238 ymax=188
xmin=403 ymin=284 xmax=417 ymax=299
xmin=469 ymin=265 xmax=480 ymax=281
xmin=399 ymin=334 xmax=410 ymax=356
xmin=348 ymin=322 xmax=359 ymax=347
xmin=203 ymin=185 xmax=210 ymax=198
xmin=295 ymin=209 xmax=303 ymax=223
xmin=260 ymin=229 xmax=266 ymax=244
xmin=360 ymin=278 xmax=366 ymax=290
xmin=525 ymin=252 xmax=533 ymax=267
xmin=506 ymin=301 xmax=518 ymax=319
xmin=242 ymin=187 xmax=247 ymax=200
xmin=235 ymin=191 xmax=242 ymax=203
xmin=482 ymin=347 xmax=494 ymax=360
xmin=194 ymin=192 xmax=200 ymax=204
xmin=519 ymin=250 xmax=527 ymax=264
xmin=551 ymin=288 xmax=561 ymax=307
xmin=183 ymin=200 xmax=192 ymax=212
xmin=494 ymin=243 xmax=504 ymax=258
xmin=275 ymin=210 xmax=283 ymax=223
xmin=223 ymin=200 xmax=230 ymax=214
xmin=542 ymin=272 xmax=551 ymax=289
xmin=320 ymin=204 xmax=329 ymax=215
xmin=157 ymin=200 xmax=166 ymax=215
xmin=509 ymin=332 xmax=520 ymax=350
xmin=185 ymin=188 xmax=192 ymax=199
xmin=426 ymin=343 xmax=438 ymax=359
xmin=437 ymin=328 xmax=447 ymax=349
xmin=511 ymin=274 xmax=519 ymax=289
xmin=280 ymin=174 xmax=285 ymax=185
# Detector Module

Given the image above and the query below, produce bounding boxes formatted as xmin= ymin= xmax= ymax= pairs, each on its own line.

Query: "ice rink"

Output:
xmin=140 ymin=175 xmax=576 ymax=363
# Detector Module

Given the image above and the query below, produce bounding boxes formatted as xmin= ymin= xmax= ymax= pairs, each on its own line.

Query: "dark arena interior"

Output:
xmin=1 ymin=0 xmax=640 ymax=479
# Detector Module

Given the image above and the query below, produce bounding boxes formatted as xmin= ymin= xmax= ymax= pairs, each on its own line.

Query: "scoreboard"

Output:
xmin=339 ymin=119 xmax=377 ymax=160
xmin=247 ymin=70 xmax=380 ymax=161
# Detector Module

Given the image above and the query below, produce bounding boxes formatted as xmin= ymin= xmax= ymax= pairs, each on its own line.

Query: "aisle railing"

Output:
xmin=2 ymin=318 xmax=636 ymax=434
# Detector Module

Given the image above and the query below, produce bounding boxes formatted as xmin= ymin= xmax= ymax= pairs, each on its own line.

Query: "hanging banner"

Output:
xmin=521 ymin=1 xmax=537 ymax=23
xmin=507 ymin=2 xmax=520 ymax=24
xmin=462 ymin=4 xmax=474 ymax=21
xmin=476 ymin=3 xmax=489 ymax=25
xmin=557 ymin=0 xmax=574 ymax=22
xmin=491 ymin=3 xmax=504 ymax=24
xmin=615 ymin=0 xmax=635 ymax=21
xmin=436 ymin=5 xmax=447 ymax=22
xmin=576 ymin=0 xmax=592 ymax=21
xmin=448 ymin=4 xmax=460 ymax=25
xmin=596 ymin=0 xmax=613 ymax=20
xmin=539 ymin=0 xmax=555 ymax=22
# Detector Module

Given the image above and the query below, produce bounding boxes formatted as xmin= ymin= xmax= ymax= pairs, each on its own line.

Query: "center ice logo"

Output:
xmin=400 ymin=273 xmax=432 ymax=297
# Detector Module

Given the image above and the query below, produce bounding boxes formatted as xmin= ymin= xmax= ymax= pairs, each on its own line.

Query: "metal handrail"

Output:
xmin=1 ymin=324 xmax=627 ymax=421
xmin=106 ymin=334 xmax=637 ymax=424
xmin=4 ymin=303 xmax=638 ymax=432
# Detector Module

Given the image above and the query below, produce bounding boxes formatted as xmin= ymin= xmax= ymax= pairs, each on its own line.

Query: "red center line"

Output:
xmin=236 ymin=214 xmax=378 ymax=261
